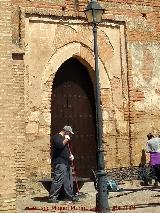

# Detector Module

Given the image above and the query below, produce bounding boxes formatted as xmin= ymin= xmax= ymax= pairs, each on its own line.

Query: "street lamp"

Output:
xmin=84 ymin=1 xmax=110 ymax=213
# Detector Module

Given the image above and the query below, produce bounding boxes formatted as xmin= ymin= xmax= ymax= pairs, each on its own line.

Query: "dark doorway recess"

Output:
xmin=51 ymin=57 xmax=97 ymax=178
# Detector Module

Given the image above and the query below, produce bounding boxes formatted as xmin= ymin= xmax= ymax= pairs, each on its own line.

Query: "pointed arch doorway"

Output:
xmin=51 ymin=57 xmax=97 ymax=178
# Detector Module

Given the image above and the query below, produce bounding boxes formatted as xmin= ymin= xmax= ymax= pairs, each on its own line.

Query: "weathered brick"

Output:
xmin=0 ymin=0 xmax=159 ymax=204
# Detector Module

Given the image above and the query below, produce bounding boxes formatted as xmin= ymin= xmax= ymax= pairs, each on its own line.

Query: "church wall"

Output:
xmin=10 ymin=0 xmax=160 ymax=194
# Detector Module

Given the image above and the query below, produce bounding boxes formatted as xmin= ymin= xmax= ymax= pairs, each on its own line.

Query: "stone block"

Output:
xmin=26 ymin=122 xmax=39 ymax=134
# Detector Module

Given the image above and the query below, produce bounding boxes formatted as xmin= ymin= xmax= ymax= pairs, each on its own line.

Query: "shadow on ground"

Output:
xmin=135 ymin=202 xmax=160 ymax=209
xmin=109 ymin=186 xmax=160 ymax=198
xmin=31 ymin=192 xmax=88 ymax=203
xmin=31 ymin=196 xmax=49 ymax=202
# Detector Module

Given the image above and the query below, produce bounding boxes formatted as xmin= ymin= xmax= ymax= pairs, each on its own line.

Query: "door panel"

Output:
xmin=51 ymin=58 xmax=97 ymax=178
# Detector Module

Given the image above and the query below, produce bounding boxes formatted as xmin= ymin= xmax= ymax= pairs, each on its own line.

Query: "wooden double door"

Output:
xmin=51 ymin=58 xmax=97 ymax=178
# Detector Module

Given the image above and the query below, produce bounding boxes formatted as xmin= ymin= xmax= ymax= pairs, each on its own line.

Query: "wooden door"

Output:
xmin=51 ymin=58 xmax=97 ymax=178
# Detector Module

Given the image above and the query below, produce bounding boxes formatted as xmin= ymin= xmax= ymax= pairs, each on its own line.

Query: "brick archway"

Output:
xmin=41 ymin=43 xmax=113 ymax=174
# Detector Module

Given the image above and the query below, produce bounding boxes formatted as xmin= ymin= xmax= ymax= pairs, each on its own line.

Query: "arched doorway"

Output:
xmin=51 ymin=57 xmax=97 ymax=178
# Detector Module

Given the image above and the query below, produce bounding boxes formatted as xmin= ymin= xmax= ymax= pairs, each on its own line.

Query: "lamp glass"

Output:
xmin=94 ymin=10 xmax=104 ymax=22
xmin=85 ymin=9 xmax=104 ymax=23
xmin=85 ymin=9 xmax=94 ymax=23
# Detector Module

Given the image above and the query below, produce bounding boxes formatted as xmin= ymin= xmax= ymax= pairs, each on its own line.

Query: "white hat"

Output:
xmin=63 ymin=126 xmax=74 ymax=134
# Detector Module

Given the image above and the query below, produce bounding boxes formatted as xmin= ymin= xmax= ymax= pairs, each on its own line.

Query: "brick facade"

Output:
xmin=13 ymin=0 xmax=160 ymax=193
xmin=12 ymin=51 xmax=26 ymax=195
xmin=0 ymin=0 xmax=16 ymax=212
xmin=0 ymin=0 xmax=159 ymax=208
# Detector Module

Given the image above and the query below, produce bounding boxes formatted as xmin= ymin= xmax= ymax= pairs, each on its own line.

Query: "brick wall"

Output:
xmin=100 ymin=0 xmax=160 ymax=166
xmin=99 ymin=0 xmax=160 ymax=166
xmin=10 ymin=0 xmax=160 ymax=195
xmin=0 ymin=0 xmax=16 ymax=211
xmin=12 ymin=51 xmax=26 ymax=195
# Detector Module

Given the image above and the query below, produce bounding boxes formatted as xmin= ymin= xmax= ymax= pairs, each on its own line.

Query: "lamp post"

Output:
xmin=84 ymin=1 xmax=110 ymax=213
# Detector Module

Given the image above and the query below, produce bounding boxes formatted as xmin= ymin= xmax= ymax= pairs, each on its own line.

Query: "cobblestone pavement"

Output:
xmin=17 ymin=181 xmax=160 ymax=213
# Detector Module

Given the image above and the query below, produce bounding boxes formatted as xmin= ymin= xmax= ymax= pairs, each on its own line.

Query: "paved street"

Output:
xmin=17 ymin=181 xmax=160 ymax=213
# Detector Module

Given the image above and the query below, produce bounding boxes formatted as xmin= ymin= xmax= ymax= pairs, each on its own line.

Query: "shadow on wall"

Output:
xmin=140 ymin=149 xmax=147 ymax=166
